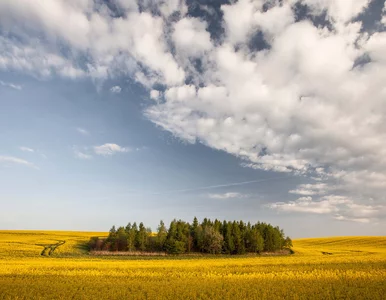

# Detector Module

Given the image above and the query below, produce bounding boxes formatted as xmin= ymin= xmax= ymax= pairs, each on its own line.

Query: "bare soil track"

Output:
xmin=36 ymin=240 xmax=66 ymax=256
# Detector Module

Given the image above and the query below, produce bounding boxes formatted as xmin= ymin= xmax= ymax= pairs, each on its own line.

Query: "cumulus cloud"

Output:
xmin=150 ymin=90 xmax=160 ymax=100
xmin=268 ymin=196 xmax=336 ymax=214
xmin=1 ymin=0 xmax=386 ymax=222
xmin=173 ymin=18 xmax=212 ymax=57
xmin=297 ymin=0 xmax=370 ymax=24
xmin=289 ymin=183 xmax=329 ymax=196
xmin=0 ymin=36 xmax=85 ymax=79
xmin=268 ymin=195 xmax=385 ymax=223
xmin=0 ymin=155 xmax=37 ymax=169
xmin=73 ymin=143 xmax=132 ymax=158
xmin=208 ymin=192 xmax=247 ymax=199
xmin=94 ymin=143 xmax=130 ymax=156
xmin=334 ymin=215 xmax=370 ymax=224
xmin=110 ymin=86 xmax=121 ymax=94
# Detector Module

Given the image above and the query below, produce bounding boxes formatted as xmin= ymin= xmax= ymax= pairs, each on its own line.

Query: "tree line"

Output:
xmin=89 ymin=217 xmax=292 ymax=255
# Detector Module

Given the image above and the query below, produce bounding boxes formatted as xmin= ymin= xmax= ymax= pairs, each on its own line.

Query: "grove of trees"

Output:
xmin=89 ymin=217 xmax=292 ymax=255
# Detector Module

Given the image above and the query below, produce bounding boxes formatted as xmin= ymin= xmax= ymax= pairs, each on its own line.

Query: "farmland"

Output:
xmin=0 ymin=231 xmax=385 ymax=299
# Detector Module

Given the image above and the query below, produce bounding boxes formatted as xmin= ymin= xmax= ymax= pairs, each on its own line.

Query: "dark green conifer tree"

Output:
xmin=156 ymin=220 xmax=168 ymax=251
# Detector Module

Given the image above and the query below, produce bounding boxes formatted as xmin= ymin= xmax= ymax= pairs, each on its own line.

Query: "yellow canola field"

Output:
xmin=0 ymin=231 xmax=385 ymax=300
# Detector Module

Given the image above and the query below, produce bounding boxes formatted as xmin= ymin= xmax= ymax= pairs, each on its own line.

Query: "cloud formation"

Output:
xmin=208 ymin=192 xmax=247 ymax=199
xmin=76 ymin=128 xmax=89 ymax=135
xmin=268 ymin=195 xmax=385 ymax=223
xmin=289 ymin=183 xmax=329 ymax=196
xmin=93 ymin=143 xmax=130 ymax=156
xmin=1 ymin=0 xmax=385 ymax=222
xmin=73 ymin=148 xmax=92 ymax=160
xmin=110 ymin=86 xmax=121 ymax=94
xmin=0 ymin=80 xmax=22 ymax=90
xmin=0 ymin=155 xmax=37 ymax=168
xmin=19 ymin=146 xmax=34 ymax=153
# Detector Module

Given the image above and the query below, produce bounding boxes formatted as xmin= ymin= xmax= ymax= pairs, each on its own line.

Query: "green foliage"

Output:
xmin=284 ymin=236 xmax=293 ymax=248
xmin=156 ymin=220 xmax=167 ymax=251
xmin=136 ymin=223 xmax=148 ymax=251
xmin=201 ymin=226 xmax=223 ymax=254
xmin=91 ymin=217 xmax=291 ymax=255
xmin=126 ymin=223 xmax=136 ymax=251
xmin=223 ymin=221 xmax=234 ymax=254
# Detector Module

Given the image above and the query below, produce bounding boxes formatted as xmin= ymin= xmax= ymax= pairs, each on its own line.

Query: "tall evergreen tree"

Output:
xmin=238 ymin=221 xmax=246 ymax=254
xmin=107 ymin=225 xmax=118 ymax=251
xmin=165 ymin=220 xmax=179 ymax=254
xmin=223 ymin=221 xmax=234 ymax=254
xmin=116 ymin=226 xmax=128 ymax=251
xmin=264 ymin=225 xmax=275 ymax=252
xmin=249 ymin=227 xmax=264 ymax=253
xmin=127 ymin=224 xmax=136 ymax=251
xmin=156 ymin=220 xmax=167 ymax=251
xmin=136 ymin=222 xmax=148 ymax=251
xmin=195 ymin=225 xmax=204 ymax=252
xmin=125 ymin=222 xmax=132 ymax=234
xmin=232 ymin=221 xmax=242 ymax=254
xmin=191 ymin=217 xmax=199 ymax=251
xmin=213 ymin=219 xmax=222 ymax=233
xmin=109 ymin=225 xmax=116 ymax=235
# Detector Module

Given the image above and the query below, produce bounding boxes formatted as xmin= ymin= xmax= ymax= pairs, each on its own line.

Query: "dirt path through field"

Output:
xmin=36 ymin=240 xmax=66 ymax=256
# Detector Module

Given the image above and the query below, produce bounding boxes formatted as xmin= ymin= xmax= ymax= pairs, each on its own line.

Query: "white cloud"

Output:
xmin=334 ymin=215 xmax=370 ymax=224
xmin=0 ymin=80 xmax=22 ymax=90
xmin=208 ymin=192 xmax=247 ymax=199
xmin=0 ymin=36 xmax=85 ymax=79
xmin=0 ymin=155 xmax=37 ymax=169
xmin=158 ymin=0 xmax=188 ymax=18
xmin=0 ymin=1 xmax=184 ymax=85
xmin=221 ymin=0 xmax=263 ymax=45
xmin=1 ymin=1 xmax=386 ymax=222
xmin=268 ymin=195 xmax=349 ymax=214
xmin=268 ymin=194 xmax=385 ymax=223
xmin=144 ymin=2 xmax=386 ymax=222
xmin=94 ymin=143 xmax=130 ymax=156
xmin=150 ymin=90 xmax=160 ymax=100
xmin=76 ymin=128 xmax=89 ymax=135
xmin=289 ymin=183 xmax=328 ymax=196
xmin=116 ymin=0 xmax=138 ymax=12
xmin=254 ymin=3 xmax=294 ymax=38
xmin=74 ymin=150 xmax=92 ymax=160
xmin=173 ymin=18 xmax=212 ymax=57
xmin=19 ymin=146 xmax=34 ymax=152
xmin=296 ymin=0 xmax=370 ymax=24
xmin=72 ymin=145 xmax=92 ymax=159
xmin=110 ymin=86 xmax=121 ymax=94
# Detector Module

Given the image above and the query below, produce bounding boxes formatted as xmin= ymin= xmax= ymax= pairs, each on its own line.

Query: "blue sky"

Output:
xmin=0 ymin=0 xmax=386 ymax=237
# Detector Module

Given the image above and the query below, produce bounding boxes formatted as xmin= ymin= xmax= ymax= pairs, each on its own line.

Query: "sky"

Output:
xmin=0 ymin=0 xmax=385 ymax=238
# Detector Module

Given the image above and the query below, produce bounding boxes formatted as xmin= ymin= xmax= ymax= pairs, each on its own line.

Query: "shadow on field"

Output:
xmin=74 ymin=241 xmax=90 ymax=253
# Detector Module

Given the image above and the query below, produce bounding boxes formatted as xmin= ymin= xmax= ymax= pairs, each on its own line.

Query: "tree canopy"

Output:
xmin=89 ymin=218 xmax=292 ymax=255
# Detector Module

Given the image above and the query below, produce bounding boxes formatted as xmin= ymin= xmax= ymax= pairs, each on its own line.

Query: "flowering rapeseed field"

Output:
xmin=0 ymin=231 xmax=385 ymax=299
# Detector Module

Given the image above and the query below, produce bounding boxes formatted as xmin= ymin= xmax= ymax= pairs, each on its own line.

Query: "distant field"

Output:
xmin=0 ymin=230 xmax=106 ymax=258
xmin=0 ymin=231 xmax=385 ymax=299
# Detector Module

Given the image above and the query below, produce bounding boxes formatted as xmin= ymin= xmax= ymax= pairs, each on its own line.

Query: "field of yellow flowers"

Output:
xmin=0 ymin=230 xmax=385 ymax=299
